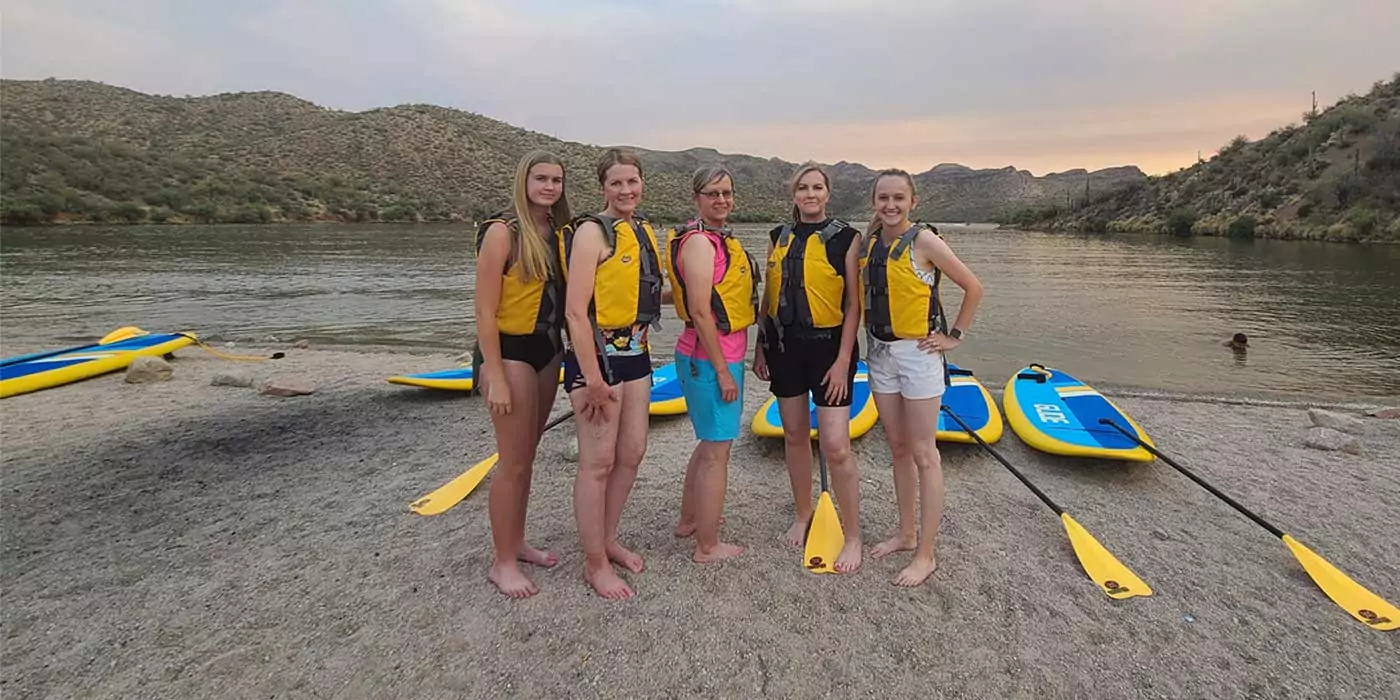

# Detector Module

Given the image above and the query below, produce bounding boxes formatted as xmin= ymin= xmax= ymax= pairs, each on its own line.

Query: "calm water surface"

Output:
xmin=2 ymin=223 xmax=1397 ymax=404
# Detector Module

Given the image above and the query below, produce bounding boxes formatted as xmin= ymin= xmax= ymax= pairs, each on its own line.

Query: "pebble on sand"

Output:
xmin=1303 ymin=426 xmax=1362 ymax=455
xmin=124 ymin=355 xmax=173 ymax=383
xmin=1308 ymin=408 xmax=1366 ymax=435
xmin=258 ymin=377 xmax=316 ymax=397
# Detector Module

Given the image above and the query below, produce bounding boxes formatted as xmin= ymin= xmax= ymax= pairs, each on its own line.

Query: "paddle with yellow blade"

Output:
xmin=409 ymin=410 xmax=574 ymax=516
xmin=943 ymin=405 xmax=1152 ymax=600
xmin=804 ymin=446 xmax=844 ymax=574
xmin=1101 ymin=417 xmax=1398 ymax=630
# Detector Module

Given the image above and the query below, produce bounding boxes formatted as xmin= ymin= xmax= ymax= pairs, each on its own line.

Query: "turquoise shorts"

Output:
xmin=676 ymin=355 xmax=745 ymax=442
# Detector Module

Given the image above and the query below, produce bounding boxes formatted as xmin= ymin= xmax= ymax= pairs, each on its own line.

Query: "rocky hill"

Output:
xmin=0 ymin=78 xmax=1144 ymax=226
xmin=1005 ymin=74 xmax=1400 ymax=242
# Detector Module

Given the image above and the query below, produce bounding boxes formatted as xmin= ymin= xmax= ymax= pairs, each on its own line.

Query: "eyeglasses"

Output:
xmin=698 ymin=189 xmax=735 ymax=200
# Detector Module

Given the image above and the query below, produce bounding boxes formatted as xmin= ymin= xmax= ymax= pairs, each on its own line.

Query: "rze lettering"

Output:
xmin=1034 ymin=404 xmax=1070 ymax=424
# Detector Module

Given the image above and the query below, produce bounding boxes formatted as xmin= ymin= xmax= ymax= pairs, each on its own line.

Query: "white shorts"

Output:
xmin=866 ymin=338 xmax=946 ymax=400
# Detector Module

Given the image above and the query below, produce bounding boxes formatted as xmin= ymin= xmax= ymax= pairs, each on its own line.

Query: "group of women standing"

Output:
xmin=472 ymin=148 xmax=983 ymax=600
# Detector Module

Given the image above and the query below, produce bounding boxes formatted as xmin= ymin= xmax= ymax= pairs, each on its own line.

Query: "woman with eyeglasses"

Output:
xmin=560 ymin=148 xmax=665 ymax=600
xmin=754 ymin=161 xmax=866 ymax=573
xmin=665 ymin=165 xmax=759 ymax=564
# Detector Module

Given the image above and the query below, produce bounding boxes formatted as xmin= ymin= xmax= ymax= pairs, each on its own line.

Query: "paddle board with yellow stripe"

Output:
xmin=1003 ymin=364 xmax=1154 ymax=462
xmin=751 ymin=360 xmax=878 ymax=440
xmin=388 ymin=361 xmax=688 ymax=416
xmin=1 ymin=329 xmax=195 ymax=399
xmin=936 ymin=363 xmax=1004 ymax=444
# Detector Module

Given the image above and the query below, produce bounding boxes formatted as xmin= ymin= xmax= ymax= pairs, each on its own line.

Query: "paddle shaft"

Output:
xmin=1098 ymin=418 xmax=1285 ymax=539
xmin=942 ymin=405 xmax=1064 ymax=517
xmin=817 ymin=444 xmax=830 ymax=493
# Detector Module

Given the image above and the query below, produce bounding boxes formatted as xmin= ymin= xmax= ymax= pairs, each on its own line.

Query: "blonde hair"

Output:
xmin=511 ymin=150 xmax=571 ymax=282
xmin=788 ymin=161 xmax=830 ymax=221
xmin=866 ymin=168 xmax=917 ymax=236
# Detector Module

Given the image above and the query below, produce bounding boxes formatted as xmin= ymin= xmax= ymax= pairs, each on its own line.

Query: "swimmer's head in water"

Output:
xmin=1233 ymin=333 xmax=1249 ymax=346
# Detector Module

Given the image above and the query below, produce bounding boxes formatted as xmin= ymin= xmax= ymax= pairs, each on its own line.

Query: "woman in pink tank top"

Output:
xmin=666 ymin=165 xmax=758 ymax=564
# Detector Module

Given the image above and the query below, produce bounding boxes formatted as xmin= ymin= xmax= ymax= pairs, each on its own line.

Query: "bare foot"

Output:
xmin=781 ymin=518 xmax=809 ymax=548
xmin=488 ymin=562 xmax=538 ymax=599
xmin=893 ymin=555 xmax=938 ymax=587
xmin=834 ymin=538 xmax=863 ymax=573
xmin=674 ymin=515 xmax=725 ymax=539
xmin=606 ymin=540 xmax=645 ymax=573
xmin=693 ymin=541 xmax=746 ymax=564
xmin=583 ymin=562 xmax=635 ymax=600
xmin=517 ymin=543 xmax=559 ymax=568
xmin=869 ymin=533 xmax=916 ymax=560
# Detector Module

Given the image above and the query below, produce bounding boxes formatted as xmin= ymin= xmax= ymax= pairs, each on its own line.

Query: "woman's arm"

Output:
xmin=474 ymin=223 xmax=510 ymax=373
xmin=680 ymin=235 xmax=727 ymax=374
xmin=563 ymin=222 xmax=608 ymax=385
xmin=837 ymin=231 xmax=862 ymax=365
xmin=922 ymin=231 xmax=983 ymax=343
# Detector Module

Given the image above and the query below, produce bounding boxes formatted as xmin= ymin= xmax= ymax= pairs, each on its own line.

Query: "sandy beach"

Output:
xmin=2 ymin=343 xmax=1398 ymax=699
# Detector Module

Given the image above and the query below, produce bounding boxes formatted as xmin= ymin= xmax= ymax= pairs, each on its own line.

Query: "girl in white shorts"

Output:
xmin=858 ymin=169 xmax=984 ymax=587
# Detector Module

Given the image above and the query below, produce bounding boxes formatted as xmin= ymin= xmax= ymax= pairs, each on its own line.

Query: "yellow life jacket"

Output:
xmin=765 ymin=219 xmax=849 ymax=332
xmin=474 ymin=212 xmax=562 ymax=336
xmin=860 ymin=222 xmax=946 ymax=341
xmin=558 ymin=212 xmax=663 ymax=331
xmin=664 ymin=220 xmax=759 ymax=334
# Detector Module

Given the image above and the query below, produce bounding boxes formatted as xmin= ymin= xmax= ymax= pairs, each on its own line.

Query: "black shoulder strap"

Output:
xmin=817 ymin=218 xmax=846 ymax=243
xmin=777 ymin=222 xmax=796 ymax=247
xmin=475 ymin=211 xmax=515 ymax=254
xmin=889 ymin=222 xmax=931 ymax=261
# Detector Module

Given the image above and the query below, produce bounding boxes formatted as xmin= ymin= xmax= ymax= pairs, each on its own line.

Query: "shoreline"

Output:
xmin=3 ymin=344 xmax=1399 ymax=698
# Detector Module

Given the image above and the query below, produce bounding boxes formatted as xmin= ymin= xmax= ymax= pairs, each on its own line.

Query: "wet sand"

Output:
xmin=2 ymin=345 xmax=1398 ymax=699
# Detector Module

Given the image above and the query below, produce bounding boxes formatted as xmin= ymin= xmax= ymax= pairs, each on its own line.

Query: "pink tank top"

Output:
xmin=674 ymin=229 xmax=750 ymax=364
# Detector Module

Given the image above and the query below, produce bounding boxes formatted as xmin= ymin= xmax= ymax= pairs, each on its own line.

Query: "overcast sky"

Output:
xmin=3 ymin=0 xmax=1397 ymax=175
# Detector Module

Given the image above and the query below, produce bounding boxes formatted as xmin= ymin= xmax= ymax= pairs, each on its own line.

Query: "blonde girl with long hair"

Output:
xmin=473 ymin=149 xmax=572 ymax=598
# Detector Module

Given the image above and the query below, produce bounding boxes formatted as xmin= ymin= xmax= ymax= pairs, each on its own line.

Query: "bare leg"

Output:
xmin=570 ymin=385 xmax=632 ymax=600
xmin=518 ymin=353 xmax=563 ymax=568
xmin=485 ymin=360 xmax=544 ymax=598
xmin=870 ymin=391 xmax=918 ymax=560
xmin=674 ymin=447 xmax=703 ymax=537
xmin=778 ymin=396 xmax=815 ymax=547
xmin=603 ymin=376 xmax=651 ymax=574
xmin=692 ymin=440 xmax=745 ymax=563
xmin=894 ymin=396 xmax=945 ymax=587
xmin=817 ymin=406 xmax=862 ymax=573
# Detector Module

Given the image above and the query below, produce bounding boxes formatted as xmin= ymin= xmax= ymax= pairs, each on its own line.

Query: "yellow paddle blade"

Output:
xmin=101 ymin=326 xmax=146 ymax=344
xmin=804 ymin=491 xmax=844 ymax=574
xmin=409 ymin=454 xmax=499 ymax=516
xmin=1282 ymin=534 xmax=1399 ymax=631
xmin=1061 ymin=514 xmax=1153 ymax=599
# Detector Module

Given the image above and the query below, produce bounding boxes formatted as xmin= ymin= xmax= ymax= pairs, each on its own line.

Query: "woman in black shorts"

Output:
xmin=753 ymin=161 xmax=865 ymax=573
xmin=472 ymin=150 xmax=572 ymax=599
xmin=559 ymin=148 xmax=664 ymax=601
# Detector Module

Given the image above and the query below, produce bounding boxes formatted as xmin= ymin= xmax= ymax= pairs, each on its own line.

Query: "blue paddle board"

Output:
xmin=936 ymin=363 xmax=1004 ymax=444
xmin=388 ymin=361 xmax=688 ymax=415
xmin=751 ymin=360 xmax=878 ymax=439
xmin=1003 ymin=364 xmax=1154 ymax=462
xmin=1 ymin=331 xmax=196 ymax=399
xmin=648 ymin=362 xmax=686 ymax=415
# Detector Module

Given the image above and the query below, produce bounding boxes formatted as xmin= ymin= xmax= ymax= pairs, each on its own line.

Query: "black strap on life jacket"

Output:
xmin=862 ymin=222 xmax=945 ymax=343
xmin=669 ymin=219 xmax=759 ymax=333
xmin=768 ymin=218 xmax=846 ymax=351
xmin=474 ymin=211 xmax=562 ymax=337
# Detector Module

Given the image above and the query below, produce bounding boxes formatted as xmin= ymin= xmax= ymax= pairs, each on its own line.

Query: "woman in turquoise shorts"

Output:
xmin=664 ymin=165 xmax=760 ymax=563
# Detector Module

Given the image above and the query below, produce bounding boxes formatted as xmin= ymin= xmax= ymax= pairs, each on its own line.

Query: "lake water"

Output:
xmin=2 ymin=223 xmax=1398 ymax=405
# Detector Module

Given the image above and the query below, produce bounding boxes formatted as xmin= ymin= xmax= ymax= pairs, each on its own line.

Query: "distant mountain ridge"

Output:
xmin=0 ymin=78 xmax=1146 ymax=226
xmin=1006 ymin=73 xmax=1400 ymax=242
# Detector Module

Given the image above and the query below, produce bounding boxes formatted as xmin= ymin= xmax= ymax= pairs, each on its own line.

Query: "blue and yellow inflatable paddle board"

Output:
xmin=751 ymin=360 xmax=878 ymax=440
xmin=936 ymin=363 xmax=1004 ymax=444
xmin=1 ymin=328 xmax=196 ymax=399
xmin=388 ymin=361 xmax=688 ymax=416
xmin=387 ymin=364 xmax=564 ymax=392
xmin=648 ymin=362 xmax=687 ymax=416
xmin=1003 ymin=364 xmax=1154 ymax=462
